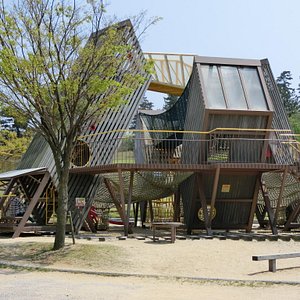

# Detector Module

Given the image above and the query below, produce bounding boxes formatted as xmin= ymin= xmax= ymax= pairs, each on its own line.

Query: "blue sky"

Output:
xmin=105 ymin=0 xmax=300 ymax=108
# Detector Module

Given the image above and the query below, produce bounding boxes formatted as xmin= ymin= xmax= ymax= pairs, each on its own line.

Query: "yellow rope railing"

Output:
xmin=79 ymin=127 xmax=292 ymax=139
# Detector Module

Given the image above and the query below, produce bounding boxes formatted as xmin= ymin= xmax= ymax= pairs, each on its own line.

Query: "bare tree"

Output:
xmin=0 ymin=0 xmax=152 ymax=249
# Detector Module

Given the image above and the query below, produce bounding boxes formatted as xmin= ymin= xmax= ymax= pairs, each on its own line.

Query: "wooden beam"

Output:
xmin=208 ymin=166 xmax=220 ymax=228
xmin=103 ymin=178 xmax=125 ymax=222
xmin=274 ymin=167 xmax=288 ymax=224
xmin=0 ymin=178 xmax=16 ymax=210
xmin=197 ymin=173 xmax=212 ymax=235
xmin=117 ymin=168 xmax=127 ymax=235
xmin=246 ymin=174 xmax=261 ymax=232
xmin=260 ymin=180 xmax=278 ymax=235
xmin=125 ymin=171 xmax=134 ymax=235
xmin=134 ymin=202 xmax=139 ymax=227
xmin=173 ymin=189 xmax=181 ymax=222
xmin=13 ymin=172 xmax=50 ymax=238
xmin=149 ymin=200 xmax=154 ymax=222
xmin=283 ymin=201 xmax=300 ymax=231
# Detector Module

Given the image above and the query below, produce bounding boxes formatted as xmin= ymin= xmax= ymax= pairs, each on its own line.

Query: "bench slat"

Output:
xmin=252 ymin=252 xmax=300 ymax=261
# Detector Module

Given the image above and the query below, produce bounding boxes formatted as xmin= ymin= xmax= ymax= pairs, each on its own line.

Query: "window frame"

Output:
xmin=196 ymin=56 xmax=273 ymax=112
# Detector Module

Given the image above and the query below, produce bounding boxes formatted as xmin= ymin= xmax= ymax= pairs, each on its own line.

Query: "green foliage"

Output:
xmin=139 ymin=96 xmax=154 ymax=110
xmin=163 ymin=94 xmax=178 ymax=110
xmin=276 ymin=71 xmax=300 ymax=117
xmin=289 ymin=112 xmax=300 ymax=141
xmin=0 ymin=130 xmax=32 ymax=159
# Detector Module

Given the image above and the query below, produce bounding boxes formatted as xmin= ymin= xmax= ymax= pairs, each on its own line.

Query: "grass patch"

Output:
xmin=0 ymin=242 xmax=124 ymax=269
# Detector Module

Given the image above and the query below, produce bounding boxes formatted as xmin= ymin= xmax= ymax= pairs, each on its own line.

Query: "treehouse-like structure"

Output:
xmin=0 ymin=21 xmax=299 ymax=237
xmin=137 ymin=56 xmax=300 ymax=234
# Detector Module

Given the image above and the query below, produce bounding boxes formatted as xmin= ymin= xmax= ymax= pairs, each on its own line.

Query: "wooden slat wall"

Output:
xmin=260 ymin=59 xmax=294 ymax=165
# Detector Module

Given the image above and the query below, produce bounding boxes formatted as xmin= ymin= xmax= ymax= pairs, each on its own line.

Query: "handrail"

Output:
xmin=79 ymin=127 xmax=292 ymax=139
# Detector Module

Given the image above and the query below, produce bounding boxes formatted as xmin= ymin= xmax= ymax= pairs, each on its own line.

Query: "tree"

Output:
xmin=276 ymin=71 xmax=300 ymax=117
xmin=129 ymin=96 xmax=154 ymax=129
xmin=163 ymin=94 xmax=178 ymax=110
xmin=0 ymin=130 xmax=32 ymax=160
xmin=0 ymin=0 xmax=152 ymax=249
xmin=0 ymin=107 xmax=29 ymax=137
xmin=139 ymin=95 xmax=154 ymax=110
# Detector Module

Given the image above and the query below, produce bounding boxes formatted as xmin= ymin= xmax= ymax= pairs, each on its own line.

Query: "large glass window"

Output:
xmin=200 ymin=64 xmax=268 ymax=111
xmin=240 ymin=67 xmax=267 ymax=110
xmin=201 ymin=65 xmax=226 ymax=109
xmin=220 ymin=66 xmax=247 ymax=109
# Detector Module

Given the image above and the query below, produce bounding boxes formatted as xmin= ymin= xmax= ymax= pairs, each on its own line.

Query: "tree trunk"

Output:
xmin=53 ymin=166 xmax=70 ymax=250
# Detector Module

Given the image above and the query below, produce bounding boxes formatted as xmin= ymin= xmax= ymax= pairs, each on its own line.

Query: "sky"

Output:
xmin=104 ymin=0 xmax=300 ymax=108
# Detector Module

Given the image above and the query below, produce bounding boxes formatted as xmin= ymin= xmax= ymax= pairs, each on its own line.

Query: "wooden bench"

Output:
xmin=151 ymin=222 xmax=182 ymax=243
xmin=252 ymin=252 xmax=300 ymax=272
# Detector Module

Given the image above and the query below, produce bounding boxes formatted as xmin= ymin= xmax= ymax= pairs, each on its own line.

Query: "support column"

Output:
xmin=260 ymin=180 xmax=278 ymax=235
xmin=197 ymin=173 xmax=212 ymax=235
xmin=208 ymin=166 xmax=220 ymax=228
xmin=246 ymin=174 xmax=261 ymax=233
xmin=284 ymin=201 xmax=300 ymax=231
xmin=118 ymin=168 xmax=128 ymax=236
xmin=173 ymin=189 xmax=181 ymax=222
xmin=126 ymin=171 xmax=134 ymax=235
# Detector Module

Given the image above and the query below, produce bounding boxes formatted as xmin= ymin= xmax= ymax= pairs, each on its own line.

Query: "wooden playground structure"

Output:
xmin=0 ymin=21 xmax=300 ymax=238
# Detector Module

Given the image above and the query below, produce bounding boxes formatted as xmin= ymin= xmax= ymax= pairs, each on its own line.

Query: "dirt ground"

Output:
xmin=0 ymin=230 xmax=300 ymax=299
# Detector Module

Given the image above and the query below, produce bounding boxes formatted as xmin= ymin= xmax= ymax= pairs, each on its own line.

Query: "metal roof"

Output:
xmin=0 ymin=167 xmax=47 ymax=180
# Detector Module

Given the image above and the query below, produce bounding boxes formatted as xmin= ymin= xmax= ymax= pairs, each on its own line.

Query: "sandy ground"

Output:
xmin=0 ymin=230 xmax=300 ymax=299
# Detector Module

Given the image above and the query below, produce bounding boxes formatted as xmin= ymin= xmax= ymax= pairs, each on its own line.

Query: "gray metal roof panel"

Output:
xmin=0 ymin=167 xmax=47 ymax=180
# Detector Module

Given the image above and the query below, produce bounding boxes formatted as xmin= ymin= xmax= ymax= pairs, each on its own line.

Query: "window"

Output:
xmin=201 ymin=65 xmax=226 ymax=109
xmin=220 ymin=66 xmax=247 ymax=109
xmin=240 ymin=67 xmax=267 ymax=110
xmin=200 ymin=64 xmax=268 ymax=111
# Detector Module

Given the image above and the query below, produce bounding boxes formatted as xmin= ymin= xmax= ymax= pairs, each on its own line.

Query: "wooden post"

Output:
xmin=284 ymin=201 xmax=300 ymax=231
xmin=118 ymin=168 xmax=127 ymax=236
xmin=126 ymin=171 xmax=134 ymax=235
xmin=13 ymin=172 xmax=50 ymax=238
xmin=246 ymin=175 xmax=261 ymax=232
xmin=197 ymin=173 xmax=212 ymax=235
xmin=149 ymin=200 xmax=154 ymax=222
xmin=208 ymin=166 xmax=220 ymax=228
xmin=68 ymin=211 xmax=76 ymax=245
xmin=104 ymin=178 xmax=125 ymax=223
xmin=134 ymin=202 xmax=139 ymax=227
xmin=274 ymin=167 xmax=288 ymax=225
xmin=173 ymin=189 xmax=181 ymax=222
xmin=260 ymin=180 xmax=278 ymax=235
xmin=0 ymin=178 xmax=16 ymax=212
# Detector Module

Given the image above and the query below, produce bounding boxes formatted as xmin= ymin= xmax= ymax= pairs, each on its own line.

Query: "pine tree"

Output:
xmin=276 ymin=71 xmax=300 ymax=117
xmin=163 ymin=94 xmax=178 ymax=110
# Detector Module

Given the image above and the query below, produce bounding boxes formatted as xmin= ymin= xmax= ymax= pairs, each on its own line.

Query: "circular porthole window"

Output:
xmin=198 ymin=205 xmax=216 ymax=222
xmin=71 ymin=140 xmax=91 ymax=167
